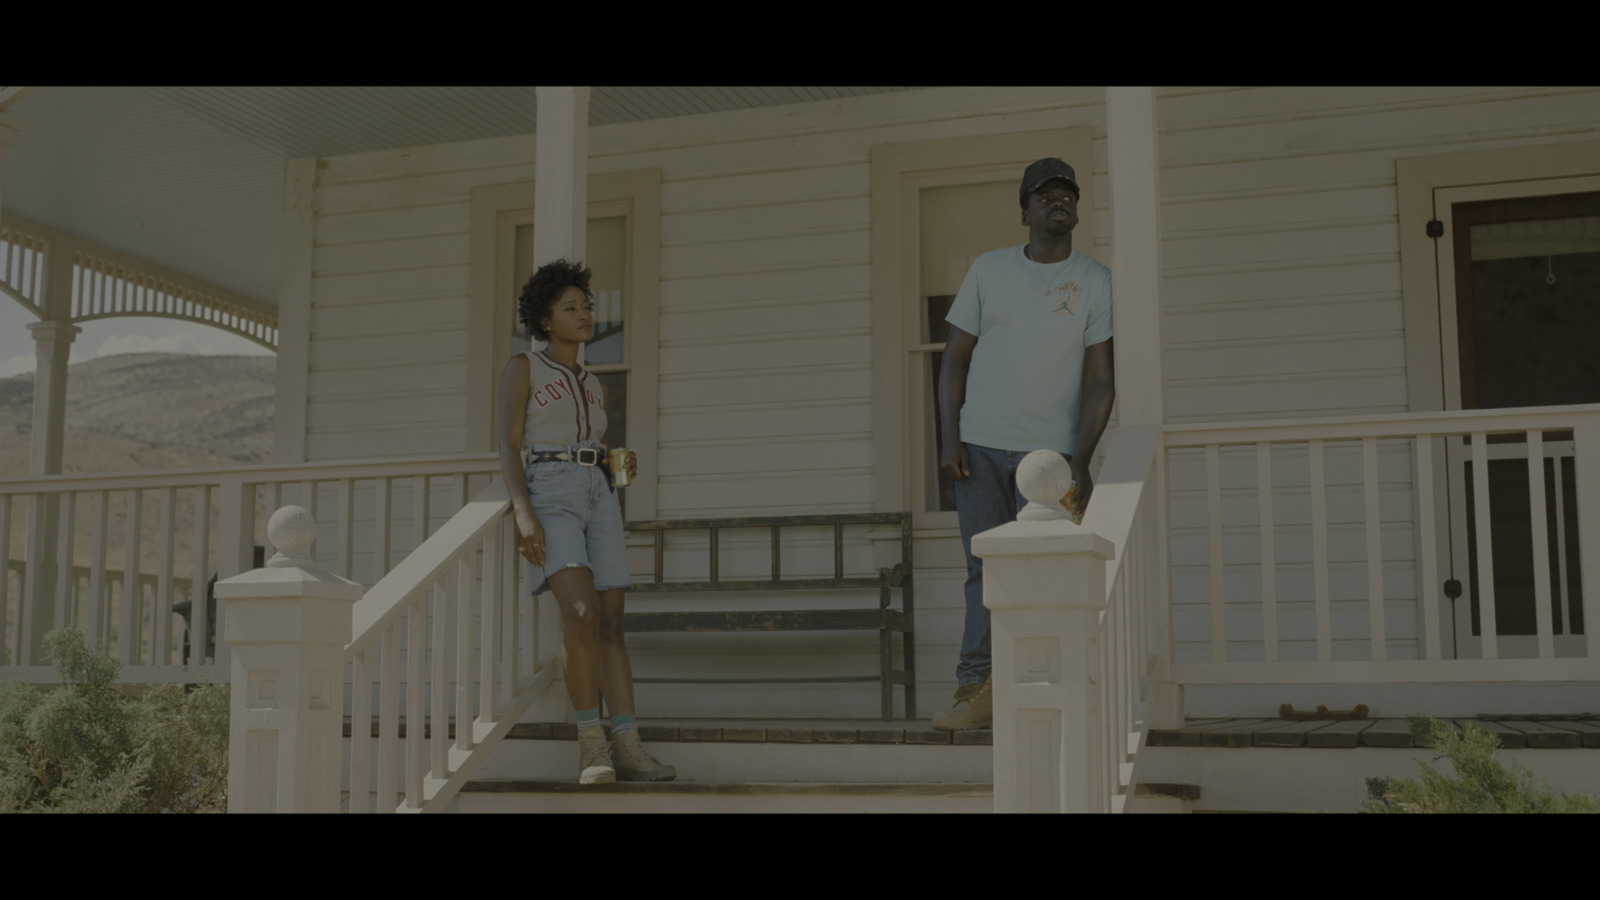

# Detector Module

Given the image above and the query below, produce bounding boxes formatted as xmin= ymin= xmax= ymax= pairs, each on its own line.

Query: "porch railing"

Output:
xmin=1 ymin=454 xmax=500 ymax=681
xmin=1163 ymin=404 xmax=1600 ymax=684
xmin=220 ymin=479 xmax=556 ymax=813
xmin=341 ymin=478 xmax=556 ymax=813
xmin=982 ymin=425 xmax=1171 ymax=813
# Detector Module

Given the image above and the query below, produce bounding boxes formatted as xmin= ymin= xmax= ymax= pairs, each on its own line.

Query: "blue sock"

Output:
xmin=575 ymin=706 xmax=601 ymax=733
xmin=610 ymin=713 xmax=638 ymax=737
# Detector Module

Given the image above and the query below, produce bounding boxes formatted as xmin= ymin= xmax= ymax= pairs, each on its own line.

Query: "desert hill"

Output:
xmin=2 ymin=353 xmax=275 ymax=581
xmin=0 ymin=352 xmax=274 ymax=478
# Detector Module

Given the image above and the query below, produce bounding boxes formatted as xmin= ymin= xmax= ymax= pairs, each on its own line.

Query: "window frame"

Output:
xmin=466 ymin=169 xmax=662 ymax=521
xmin=869 ymin=128 xmax=1095 ymax=540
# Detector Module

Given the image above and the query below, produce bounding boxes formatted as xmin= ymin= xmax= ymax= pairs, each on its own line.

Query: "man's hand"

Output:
xmin=1069 ymin=460 xmax=1094 ymax=519
xmin=941 ymin=441 xmax=971 ymax=481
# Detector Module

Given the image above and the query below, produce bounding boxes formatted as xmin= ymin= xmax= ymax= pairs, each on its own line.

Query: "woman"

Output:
xmin=497 ymin=258 xmax=674 ymax=785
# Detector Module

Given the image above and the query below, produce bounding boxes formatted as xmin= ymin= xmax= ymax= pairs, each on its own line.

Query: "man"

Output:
xmin=931 ymin=157 xmax=1115 ymax=731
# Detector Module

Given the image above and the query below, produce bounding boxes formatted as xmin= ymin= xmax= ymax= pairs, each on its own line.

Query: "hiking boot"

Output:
xmin=577 ymin=728 xmax=616 ymax=784
xmin=611 ymin=730 xmax=676 ymax=782
xmin=930 ymin=679 xmax=992 ymax=731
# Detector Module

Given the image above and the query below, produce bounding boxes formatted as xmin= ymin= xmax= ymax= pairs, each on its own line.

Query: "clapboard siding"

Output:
xmin=1154 ymin=85 xmax=1600 ymax=667
xmin=287 ymin=85 xmax=1600 ymax=714
xmin=295 ymin=88 xmax=1097 ymax=714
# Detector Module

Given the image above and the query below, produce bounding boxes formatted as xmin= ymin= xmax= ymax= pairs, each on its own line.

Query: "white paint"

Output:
xmin=216 ymin=508 xmax=361 ymax=813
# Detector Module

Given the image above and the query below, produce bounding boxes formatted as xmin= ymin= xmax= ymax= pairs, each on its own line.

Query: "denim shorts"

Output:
xmin=522 ymin=442 xmax=632 ymax=595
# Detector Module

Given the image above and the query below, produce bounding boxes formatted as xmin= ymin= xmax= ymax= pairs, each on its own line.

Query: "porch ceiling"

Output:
xmin=0 ymin=86 xmax=931 ymax=310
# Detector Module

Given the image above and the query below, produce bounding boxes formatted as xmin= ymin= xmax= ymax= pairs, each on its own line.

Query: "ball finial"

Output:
xmin=266 ymin=506 xmax=318 ymax=568
xmin=1015 ymin=450 xmax=1080 ymax=522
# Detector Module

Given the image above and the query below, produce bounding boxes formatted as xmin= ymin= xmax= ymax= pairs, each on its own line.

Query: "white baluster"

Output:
xmin=336 ymin=479 xmax=353 ymax=579
xmin=53 ymin=492 xmax=74 ymax=631
xmin=84 ymin=491 xmax=108 ymax=650
xmin=378 ymin=621 xmax=400 ymax=813
xmin=1309 ymin=440 xmax=1331 ymax=661
xmin=432 ymin=565 xmax=454 ymax=781
xmin=1205 ymin=444 xmax=1224 ymax=663
xmin=1363 ymin=437 xmax=1385 ymax=661
xmin=349 ymin=646 xmax=372 ymax=813
xmin=1416 ymin=437 xmax=1442 ymax=660
xmin=406 ymin=590 xmax=426 ymax=808
xmin=1470 ymin=432 xmax=1498 ymax=659
xmin=156 ymin=488 xmax=175 ymax=665
xmin=373 ymin=476 xmax=392 ymax=582
xmin=1256 ymin=442 xmax=1277 ymax=662
xmin=1527 ymin=431 xmax=1554 ymax=659
xmin=190 ymin=485 xmax=210 ymax=666
xmin=119 ymin=489 xmax=142 ymax=665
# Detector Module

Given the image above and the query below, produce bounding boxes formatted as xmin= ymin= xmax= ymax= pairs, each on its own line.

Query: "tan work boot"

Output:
xmin=930 ymin=678 xmax=992 ymax=731
xmin=577 ymin=727 xmax=616 ymax=784
xmin=611 ymin=730 xmax=676 ymax=782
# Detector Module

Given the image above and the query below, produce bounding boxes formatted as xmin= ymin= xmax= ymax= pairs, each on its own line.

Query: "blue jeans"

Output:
xmin=522 ymin=441 xmax=632 ymax=596
xmin=953 ymin=443 xmax=1070 ymax=687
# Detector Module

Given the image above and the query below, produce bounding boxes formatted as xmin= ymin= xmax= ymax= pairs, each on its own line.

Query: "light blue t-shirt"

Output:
xmin=945 ymin=246 xmax=1113 ymax=454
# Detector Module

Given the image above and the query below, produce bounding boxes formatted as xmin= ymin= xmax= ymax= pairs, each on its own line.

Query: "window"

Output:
xmin=467 ymin=170 xmax=661 ymax=520
xmin=914 ymin=180 xmax=1036 ymax=511
xmin=870 ymin=128 xmax=1094 ymax=533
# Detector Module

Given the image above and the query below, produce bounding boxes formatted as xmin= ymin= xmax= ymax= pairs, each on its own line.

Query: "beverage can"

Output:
xmin=608 ymin=448 xmax=631 ymax=487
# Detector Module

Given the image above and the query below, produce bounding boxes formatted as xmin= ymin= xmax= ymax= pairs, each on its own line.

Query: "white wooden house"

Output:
xmin=2 ymin=86 xmax=1597 ymax=812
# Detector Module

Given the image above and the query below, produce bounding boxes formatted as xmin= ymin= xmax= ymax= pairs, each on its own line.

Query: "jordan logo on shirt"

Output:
xmin=1049 ymin=281 xmax=1083 ymax=316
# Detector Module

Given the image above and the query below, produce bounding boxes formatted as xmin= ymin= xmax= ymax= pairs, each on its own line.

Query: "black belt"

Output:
xmin=526 ymin=447 xmax=605 ymax=466
xmin=525 ymin=446 xmax=616 ymax=492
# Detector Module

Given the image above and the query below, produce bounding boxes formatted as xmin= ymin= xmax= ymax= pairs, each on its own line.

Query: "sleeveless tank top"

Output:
xmin=520 ymin=350 xmax=607 ymax=449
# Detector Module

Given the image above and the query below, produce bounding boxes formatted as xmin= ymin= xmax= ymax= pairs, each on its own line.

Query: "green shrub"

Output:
xmin=1364 ymin=716 xmax=1600 ymax=814
xmin=0 ymin=629 xmax=228 ymax=813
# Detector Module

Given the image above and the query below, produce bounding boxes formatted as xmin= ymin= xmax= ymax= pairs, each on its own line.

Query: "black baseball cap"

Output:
xmin=1019 ymin=158 xmax=1080 ymax=208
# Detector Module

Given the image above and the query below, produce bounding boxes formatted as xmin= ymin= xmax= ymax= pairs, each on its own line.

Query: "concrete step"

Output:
xmin=451 ymin=779 xmax=993 ymax=813
xmin=1132 ymin=717 xmax=1600 ymax=810
xmin=468 ymin=718 xmax=994 ymax=785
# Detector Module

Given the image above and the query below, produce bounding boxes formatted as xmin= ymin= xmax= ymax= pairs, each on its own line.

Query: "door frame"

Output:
xmin=1397 ymin=142 xmax=1600 ymax=658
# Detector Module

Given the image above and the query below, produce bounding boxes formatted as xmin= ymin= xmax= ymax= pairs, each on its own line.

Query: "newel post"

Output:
xmin=975 ymin=451 xmax=1115 ymax=813
xmin=216 ymin=506 xmax=360 ymax=813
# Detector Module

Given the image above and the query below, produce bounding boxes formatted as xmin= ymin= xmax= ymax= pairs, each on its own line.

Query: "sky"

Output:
xmin=0 ymin=296 xmax=272 ymax=378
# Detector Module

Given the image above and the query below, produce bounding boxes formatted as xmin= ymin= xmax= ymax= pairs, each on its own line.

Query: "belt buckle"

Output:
xmin=575 ymin=448 xmax=599 ymax=466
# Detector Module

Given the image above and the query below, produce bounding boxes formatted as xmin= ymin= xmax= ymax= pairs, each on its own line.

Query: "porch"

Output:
xmin=4 ymin=396 xmax=1592 ymax=812
xmin=4 ymin=85 xmax=1600 ymax=812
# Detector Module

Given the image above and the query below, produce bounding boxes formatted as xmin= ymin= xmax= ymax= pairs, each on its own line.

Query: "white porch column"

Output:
xmin=0 ymin=111 xmax=22 ymax=217
xmin=1106 ymin=86 xmax=1165 ymax=426
xmin=1106 ymin=86 xmax=1181 ymax=729
xmin=21 ymin=321 xmax=79 ymax=662
xmin=26 ymin=321 xmax=79 ymax=477
xmin=527 ymin=87 xmax=590 ymax=722
xmin=532 ymin=86 xmax=589 ymax=268
xmin=977 ymin=492 xmax=1115 ymax=813
xmin=217 ymin=507 xmax=360 ymax=813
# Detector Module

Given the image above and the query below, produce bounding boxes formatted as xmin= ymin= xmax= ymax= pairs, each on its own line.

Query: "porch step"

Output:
xmin=466 ymin=718 xmax=993 ymax=787
xmin=452 ymin=779 xmax=993 ymax=813
xmin=1146 ymin=716 xmax=1600 ymax=749
xmin=440 ymin=717 xmax=993 ymax=811
xmin=1134 ymin=716 xmax=1600 ymax=813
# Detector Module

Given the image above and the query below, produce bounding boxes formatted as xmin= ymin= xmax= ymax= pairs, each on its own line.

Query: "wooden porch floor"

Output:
xmin=1147 ymin=716 xmax=1600 ymax=749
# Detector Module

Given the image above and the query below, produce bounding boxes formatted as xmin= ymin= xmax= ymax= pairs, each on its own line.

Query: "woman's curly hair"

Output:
xmin=517 ymin=258 xmax=593 ymax=341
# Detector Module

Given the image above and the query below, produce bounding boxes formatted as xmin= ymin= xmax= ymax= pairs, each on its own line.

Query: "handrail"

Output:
xmin=0 ymin=452 xmax=499 ymax=494
xmin=1164 ymin=403 xmax=1600 ymax=446
xmin=349 ymin=480 xmax=511 ymax=647
xmin=342 ymin=477 xmax=558 ymax=813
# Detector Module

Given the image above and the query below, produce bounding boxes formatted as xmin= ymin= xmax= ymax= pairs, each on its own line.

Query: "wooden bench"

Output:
xmin=621 ymin=512 xmax=915 ymax=720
